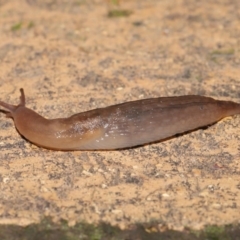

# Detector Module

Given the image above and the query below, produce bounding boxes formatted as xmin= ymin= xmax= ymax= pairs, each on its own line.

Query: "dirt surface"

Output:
xmin=0 ymin=0 xmax=240 ymax=231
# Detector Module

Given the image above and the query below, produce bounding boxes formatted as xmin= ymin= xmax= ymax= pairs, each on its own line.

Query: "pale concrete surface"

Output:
xmin=0 ymin=0 xmax=240 ymax=230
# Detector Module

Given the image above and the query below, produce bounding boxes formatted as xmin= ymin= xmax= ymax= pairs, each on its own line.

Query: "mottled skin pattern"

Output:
xmin=0 ymin=89 xmax=240 ymax=150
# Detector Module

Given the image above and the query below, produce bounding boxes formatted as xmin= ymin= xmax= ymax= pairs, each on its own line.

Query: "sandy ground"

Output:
xmin=0 ymin=0 xmax=240 ymax=230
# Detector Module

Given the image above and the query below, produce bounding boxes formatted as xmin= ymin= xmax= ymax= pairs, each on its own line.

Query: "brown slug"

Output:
xmin=0 ymin=88 xmax=240 ymax=150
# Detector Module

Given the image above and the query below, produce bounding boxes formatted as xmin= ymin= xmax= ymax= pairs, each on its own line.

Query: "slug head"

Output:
xmin=0 ymin=88 xmax=26 ymax=118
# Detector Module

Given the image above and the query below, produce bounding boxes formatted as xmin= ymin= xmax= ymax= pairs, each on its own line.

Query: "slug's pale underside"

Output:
xmin=0 ymin=88 xmax=240 ymax=150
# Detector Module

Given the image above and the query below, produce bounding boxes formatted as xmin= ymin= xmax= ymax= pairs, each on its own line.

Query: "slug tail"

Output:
xmin=225 ymin=101 xmax=240 ymax=116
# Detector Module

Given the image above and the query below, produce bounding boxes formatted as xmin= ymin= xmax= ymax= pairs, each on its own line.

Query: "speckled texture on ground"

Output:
xmin=0 ymin=0 xmax=240 ymax=231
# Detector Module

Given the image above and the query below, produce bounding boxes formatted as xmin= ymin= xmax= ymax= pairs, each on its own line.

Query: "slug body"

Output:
xmin=1 ymin=89 xmax=240 ymax=150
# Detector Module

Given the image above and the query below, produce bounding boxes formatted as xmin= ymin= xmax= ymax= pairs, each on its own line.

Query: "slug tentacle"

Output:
xmin=0 ymin=88 xmax=26 ymax=118
xmin=19 ymin=88 xmax=25 ymax=106
xmin=1 ymin=88 xmax=240 ymax=150
xmin=0 ymin=100 xmax=17 ymax=113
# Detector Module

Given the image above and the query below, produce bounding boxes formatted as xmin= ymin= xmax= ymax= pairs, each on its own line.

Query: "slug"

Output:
xmin=0 ymin=88 xmax=240 ymax=150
